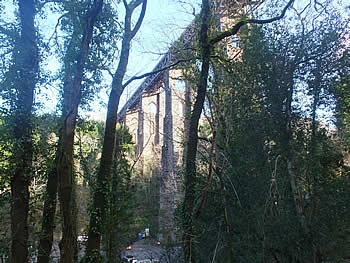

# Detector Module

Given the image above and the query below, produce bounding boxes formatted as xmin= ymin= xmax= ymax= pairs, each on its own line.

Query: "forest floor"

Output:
xmin=120 ymin=238 xmax=163 ymax=262
xmin=120 ymin=238 xmax=181 ymax=262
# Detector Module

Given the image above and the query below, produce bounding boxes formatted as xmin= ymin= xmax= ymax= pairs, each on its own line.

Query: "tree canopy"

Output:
xmin=0 ymin=0 xmax=349 ymax=263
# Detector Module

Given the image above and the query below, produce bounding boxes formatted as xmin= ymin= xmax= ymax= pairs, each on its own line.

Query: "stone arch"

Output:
xmin=147 ymin=102 xmax=157 ymax=114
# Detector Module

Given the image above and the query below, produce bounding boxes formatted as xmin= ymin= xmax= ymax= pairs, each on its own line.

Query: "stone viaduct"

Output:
xmin=118 ymin=39 xmax=193 ymax=242
xmin=117 ymin=0 xmax=245 ymax=242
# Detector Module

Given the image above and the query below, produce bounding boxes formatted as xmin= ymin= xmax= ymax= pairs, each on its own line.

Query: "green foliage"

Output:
xmin=131 ymin=166 xmax=160 ymax=237
xmin=332 ymin=49 xmax=350 ymax=147
xmin=80 ymin=249 xmax=104 ymax=263
xmin=0 ymin=115 xmax=11 ymax=256
xmin=54 ymin=0 xmax=122 ymax=112
xmin=188 ymin=16 xmax=350 ymax=262
xmin=29 ymin=113 xmax=59 ymax=238
xmin=76 ymin=118 xmax=104 ymax=187
xmin=0 ymin=115 xmax=12 ymax=192
xmin=32 ymin=113 xmax=59 ymax=180
xmin=0 ymin=1 xmax=19 ymax=109
xmin=0 ymin=111 xmax=60 ymax=257
xmin=0 ymin=193 xmax=10 ymax=257
xmin=0 ymin=0 xmax=348 ymax=261
xmin=104 ymin=125 xmax=136 ymax=259
xmin=0 ymin=112 xmax=59 ymax=257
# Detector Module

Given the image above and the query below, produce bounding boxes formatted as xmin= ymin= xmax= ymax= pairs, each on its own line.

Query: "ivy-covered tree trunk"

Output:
xmin=283 ymin=65 xmax=307 ymax=231
xmin=10 ymin=0 xmax=38 ymax=262
xmin=181 ymin=1 xmax=295 ymax=262
xmin=55 ymin=1 xmax=103 ymax=262
xmin=37 ymin=166 xmax=58 ymax=263
xmin=182 ymin=0 xmax=211 ymax=262
xmin=86 ymin=1 xmax=147 ymax=260
xmin=333 ymin=52 xmax=350 ymax=146
xmin=105 ymin=127 xmax=133 ymax=262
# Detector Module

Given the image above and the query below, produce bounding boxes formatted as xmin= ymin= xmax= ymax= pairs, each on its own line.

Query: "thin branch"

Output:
xmin=217 ymin=152 xmax=242 ymax=208
xmin=100 ymin=65 xmax=114 ymax=78
xmin=122 ymin=58 xmax=190 ymax=88
xmin=122 ymin=0 xmax=128 ymax=9
xmin=129 ymin=0 xmax=143 ymax=10
xmin=130 ymin=0 xmax=147 ymax=39
xmin=210 ymin=0 xmax=295 ymax=45
xmin=194 ymin=130 xmax=216 ymax=220
xmin=128 ymin=125 xmax=153 ymax=174
xmin=300 ymin=0 xmax=312 ymax=15
xmin=211 ymin=236 xmax=220 ymax=263
xmin=314 ymin=0 xmax=326 ymax=11
xmin=45 ymin=13 xmax=67 ymax=51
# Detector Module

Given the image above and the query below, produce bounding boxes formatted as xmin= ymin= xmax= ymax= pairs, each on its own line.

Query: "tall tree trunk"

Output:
xmin=86 ymin=0 xmax=147 ymax=260
xmin=283 ymin=56 xmax=309 ymax=233
xmin=181 ymin=1 xmax=295 ymax=261
xmin=182 ymin=1 xmax=211 ymax=262
xmin=309 ymin=61 xmax=323 ymax=263
xmin=182 ymin=79 xmax=192 ymax=163
xmin=10 ymin=0 xmax=38 ymax=262
xmin=56 ymin=1 xmax=103 ymax=262
xmin=282 ymin=60 xmax=310 ymax=236
xmin=57 ymin=115 xmax=78 ymax=263
xmin=38 ymin=166 xmax=58 ymax=263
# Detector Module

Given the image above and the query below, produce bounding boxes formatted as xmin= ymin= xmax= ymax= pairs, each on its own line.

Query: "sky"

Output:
xmin=2 ymin=0 xmax=349 ymax=120
xmin=97 ymin=0 xmax=202 ymax=119
xmin=33 ymin=0 xmax=201 ymax=118
xmin=0 ymin=0 xmax=200 ymax=116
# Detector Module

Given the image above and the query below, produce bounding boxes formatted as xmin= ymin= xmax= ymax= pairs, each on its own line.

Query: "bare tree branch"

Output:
xmin=45 ymin=13 xmax=67 ymax=51
xmin=129 ymin=0 xmax=143 ymax=10
xmin=130 ymin=0 xmax=147 ymax=39
xmin=210 ymin=0 xmax=295 ymax=45
xmin=122 ymin=0 xmax=128 ymax=9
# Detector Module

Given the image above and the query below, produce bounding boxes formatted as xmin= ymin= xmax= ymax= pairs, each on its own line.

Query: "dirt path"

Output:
xmin=120 ymin=238 xmax=182 ymax=262
xmin=120 ymin=239 xmax=163 ymax=262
